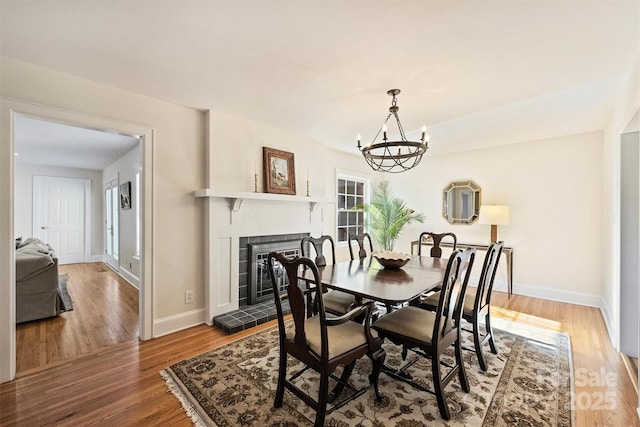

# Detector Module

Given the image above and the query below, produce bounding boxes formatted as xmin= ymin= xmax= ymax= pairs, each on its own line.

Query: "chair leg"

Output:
xmin=455 ymin=334 xmax=470 ymax=393
xmin=485 ymin=312 xmax=498 ymax=354
xmin=432 ymin=354 xmax=451 ymax=420
xmin=473 ymin=316 xmax=488 ymax=372
xmin=315 ymin=372 xmax=330 ymax=427
xmin=329 ymin=361 xmax=356 ymax=401
xmin=274 ymin=349 xmax=287 ymax=408
xmin=368 ymin=348 xmax=386 ymax=401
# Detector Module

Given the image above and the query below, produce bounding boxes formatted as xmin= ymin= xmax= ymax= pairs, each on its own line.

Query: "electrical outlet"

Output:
xmin=185 ymin=290 xmax=194 ymax=304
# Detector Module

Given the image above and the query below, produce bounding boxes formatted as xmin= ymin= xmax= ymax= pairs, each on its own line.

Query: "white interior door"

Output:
xmin=33 ymin=176 xmax=89 ymax=265
xmin=104 ymin=180 xmax=119 ymax=270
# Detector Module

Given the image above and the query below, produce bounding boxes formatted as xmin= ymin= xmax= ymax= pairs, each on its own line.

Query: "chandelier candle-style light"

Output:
xmin=358 ymin=89 xmax=429 ymax=173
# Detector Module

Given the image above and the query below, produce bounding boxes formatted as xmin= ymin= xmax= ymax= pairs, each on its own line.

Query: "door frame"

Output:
xmin=104 ymin=178 xmax=120 ymax=270
xmin=32 ymin=175 xmax=92 ymax=265
xmin=619 ymin=128 xmax=639 ymax=357
xmin=0 ymin=97 xmax=155 ymax=383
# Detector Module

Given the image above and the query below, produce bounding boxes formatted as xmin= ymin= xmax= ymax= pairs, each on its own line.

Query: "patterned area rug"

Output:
xmin=161 ymin=321 xmax=573 ymax=426
xmin=58 ymin=274 xmax=73 ymax=312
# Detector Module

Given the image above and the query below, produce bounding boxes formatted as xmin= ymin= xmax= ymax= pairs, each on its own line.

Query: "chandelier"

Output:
xmin=357 ymin=89 xmax=429 ymax=173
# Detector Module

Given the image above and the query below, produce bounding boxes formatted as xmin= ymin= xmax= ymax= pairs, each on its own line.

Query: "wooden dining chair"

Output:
xmin=347 ymin=232 xmax=382 ymax=318
xmin=301 ymin=235 xmax=336 ymax=268
xmin=415 ymin=241 xmax=504 ymax=371
xmin=462 ymin=241 xmax=504 ymax=370
xmin=410 ymin=231 xmax=457 ymax=308
xmin=267 ymin=252 xmax=386 ymax=427
xmin=417 ymin=232 xmax=457 ymax=258
xmin=372 ymin=248 xmax=476 ymax=420
xmin=348 ymin=232 xmax=374 ymax=260
xmin=301 ymin=235 xmax=360 ymax=316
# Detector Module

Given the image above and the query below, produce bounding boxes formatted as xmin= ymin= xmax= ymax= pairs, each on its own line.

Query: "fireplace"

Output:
xmin=239 ymin=233 xmax=309 ymax=306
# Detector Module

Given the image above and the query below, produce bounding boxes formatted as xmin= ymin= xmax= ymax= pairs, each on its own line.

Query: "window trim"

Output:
xmin=335 ymin=170 xmax=371 ymax=247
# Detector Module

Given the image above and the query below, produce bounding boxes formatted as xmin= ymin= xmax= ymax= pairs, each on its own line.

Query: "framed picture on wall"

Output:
xmin=120 ymin=181 xmax=131 ymax=209
xmin=263 ymin=147 xmax=296 ymax=195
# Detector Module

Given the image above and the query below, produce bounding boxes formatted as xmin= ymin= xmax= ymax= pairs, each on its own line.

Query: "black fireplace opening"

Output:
xmin=239 ymin=233 xmax=309 ymax=306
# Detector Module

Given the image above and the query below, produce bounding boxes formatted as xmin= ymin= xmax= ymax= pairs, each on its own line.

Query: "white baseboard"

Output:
xmin=89 ymin=254 xmax=105 ymax=263
xmin=515 ymin=283 xmax=621 ymax=348
xmin=154 ymin=308 xmax=207 ymax=338
xmin=599 ymin=301 xmax=616 ymax=347
xmin=636 ymin=406 xmax=639 ymax=420
xmin=514 ymin=282 xmax=602 ymax=308
xmin=118 ymin=266 xmax=139 ymax=290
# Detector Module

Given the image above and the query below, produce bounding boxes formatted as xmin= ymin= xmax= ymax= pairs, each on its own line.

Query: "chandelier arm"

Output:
xmin=393 ymin=111 xmax=408 ymax=142
xmin=369 ymin=112 xmax=394 ymax=146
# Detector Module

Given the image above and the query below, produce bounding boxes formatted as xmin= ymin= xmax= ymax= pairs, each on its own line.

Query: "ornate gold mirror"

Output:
xmin=442 ymin=180 xmax=481 ymax=224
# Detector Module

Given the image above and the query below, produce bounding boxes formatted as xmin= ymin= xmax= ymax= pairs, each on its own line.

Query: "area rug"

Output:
xmin=161 ymin=321 xmax=573 ymax=426
xmin=58 ymin=274 xmax=73 ymax=312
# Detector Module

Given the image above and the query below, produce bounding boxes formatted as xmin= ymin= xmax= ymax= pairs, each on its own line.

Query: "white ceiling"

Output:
xmin=13 ymin=115 xmax=140 ymax=170
xmin=2 ymin=1 xmax=639 ymax=166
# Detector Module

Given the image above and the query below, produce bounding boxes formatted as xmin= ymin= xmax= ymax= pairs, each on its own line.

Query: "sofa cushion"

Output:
xmin=16 ymin=250 xmax=55 ymax=281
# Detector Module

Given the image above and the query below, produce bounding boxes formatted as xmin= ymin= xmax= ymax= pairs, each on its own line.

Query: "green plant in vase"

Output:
xmin=357 ymin=180 xmax=425 ymax=252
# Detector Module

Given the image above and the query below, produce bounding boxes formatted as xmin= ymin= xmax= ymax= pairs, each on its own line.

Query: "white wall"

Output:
xmin=14 ymin=164 xmax=103 ymax=257
xmin=208 ymin=108 xmax=376 ymax=244
xmin=387 ymin=131 xmax=604 ymax=304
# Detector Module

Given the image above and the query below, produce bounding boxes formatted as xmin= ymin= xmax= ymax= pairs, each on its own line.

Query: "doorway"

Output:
xmin=15 ymin=116 xmax=140 ymax=372
xmin=0 ymin=97 xmax=155 ymax=383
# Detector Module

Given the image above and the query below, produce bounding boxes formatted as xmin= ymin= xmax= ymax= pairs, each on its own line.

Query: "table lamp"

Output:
xmin=479 ymin=205 xmax=510 ymax=243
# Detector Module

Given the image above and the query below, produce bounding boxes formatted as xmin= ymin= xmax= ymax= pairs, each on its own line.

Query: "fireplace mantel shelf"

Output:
xmin=193 ymin=188 xmax=333 ymax=212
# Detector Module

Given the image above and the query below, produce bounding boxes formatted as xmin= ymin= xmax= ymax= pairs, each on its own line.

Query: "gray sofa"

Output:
xmin=15 ymin=237 xmax=62 ymax=323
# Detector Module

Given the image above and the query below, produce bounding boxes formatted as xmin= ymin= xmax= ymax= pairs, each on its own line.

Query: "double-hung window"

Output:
xmin=336 ymin=175 xmax=368 ymax=244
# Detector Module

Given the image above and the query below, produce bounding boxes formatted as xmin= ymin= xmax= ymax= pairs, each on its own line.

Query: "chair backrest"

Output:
xmin=301 ymin=235 xmax=336 ymax=267
xmin=267 ymin=252 xmax=329 ymax=357
xmin=433 ymin=247 xmax=475 ymax=343
xmin=348 ymin=233 xmax=373 ymax=260
xmin=418 ymin=232 xmax=457 ymax=258
xmin=473 ymin=241 xmax=504 ymax=312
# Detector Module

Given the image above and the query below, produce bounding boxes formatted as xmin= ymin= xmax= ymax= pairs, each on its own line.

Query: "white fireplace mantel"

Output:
xmin=194 ymin=188 xmax=333 ymax=212
xmin=198 ymin=187 xmax=331 ymax=322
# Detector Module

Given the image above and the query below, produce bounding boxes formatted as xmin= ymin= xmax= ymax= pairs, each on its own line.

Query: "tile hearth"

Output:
xmin=212 ymin=299 xmax=291 ymax=334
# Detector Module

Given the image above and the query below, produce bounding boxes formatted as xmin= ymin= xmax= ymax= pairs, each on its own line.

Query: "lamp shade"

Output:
xmin=479 ymin=205 xmax=510 ymax=225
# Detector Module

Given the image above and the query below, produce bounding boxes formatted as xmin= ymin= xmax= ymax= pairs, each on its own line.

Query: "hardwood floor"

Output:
xmin=2 ymin=290 xmax=639 ymax=426
xmin=15 ymin=262 xmax=139 ymax=374
xmin=491 ymin=293 xmax=640 ymax=426
xmin=622 ymin=353 xmax=639 ymax=396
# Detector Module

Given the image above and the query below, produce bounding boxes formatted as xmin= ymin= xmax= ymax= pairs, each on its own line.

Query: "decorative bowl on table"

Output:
xmin=372 ymin=251 xmax=412 ymax=270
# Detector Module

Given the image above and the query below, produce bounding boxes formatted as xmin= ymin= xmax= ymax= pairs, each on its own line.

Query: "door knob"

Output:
xmin=40 ymin=226 xmax=49 ymax=229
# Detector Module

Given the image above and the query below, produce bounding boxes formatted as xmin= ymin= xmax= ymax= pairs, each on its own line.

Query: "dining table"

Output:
xmin=298 ymin=254 xmax=450 ymax=401
xmin=299 ymin=255 xmax=448 ymax=307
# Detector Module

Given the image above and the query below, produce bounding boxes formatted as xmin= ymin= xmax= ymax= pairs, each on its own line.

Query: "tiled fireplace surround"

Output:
xmin=198 ymin=192 xmax=328 ymax=334
xmin=213 ymin=233 xmax=309 ymax=334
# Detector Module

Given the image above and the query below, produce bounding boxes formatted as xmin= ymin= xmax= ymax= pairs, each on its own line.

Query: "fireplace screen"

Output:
xmin=249 ymin=240 xmax=301 ymax=305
